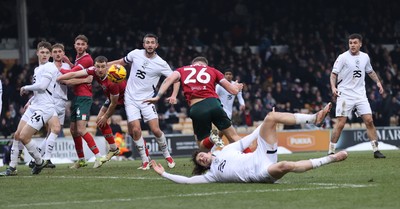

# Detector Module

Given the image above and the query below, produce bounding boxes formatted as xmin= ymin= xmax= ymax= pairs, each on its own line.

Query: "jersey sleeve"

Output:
xmin=237 ymin=91 xmax=245 ymax=105
xmin=108 ymin=83 xmax=120 ymax=96
xmin=79 ymin=56 xmax=94 ymax=68
xmin=85 ymin=66 xmax=96 ymax=76
xmin=215 ymin=84 xmax=223 ymax=96
xmin=160 ymin=61 xmax=173 ymax=77
xmin=213 ymin=68 xmax=225 ymax=83
xmin=161 ymin=172 xmax=212 ymax=184
xmin=123 ymin=49 xmax=137 ymax=64
xmin=365 ymin=54 xmax=373 ymax=73
xmin=332 ymin=54 xmax=344 ymax=74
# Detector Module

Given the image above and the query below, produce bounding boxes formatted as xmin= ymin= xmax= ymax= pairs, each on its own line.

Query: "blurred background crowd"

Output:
xmin=1 ymin=0 xmax=400 ymax=137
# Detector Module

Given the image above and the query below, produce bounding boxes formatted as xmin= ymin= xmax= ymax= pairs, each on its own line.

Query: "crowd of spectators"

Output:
xmin=1 ymin=0 xmax=400 ymax=137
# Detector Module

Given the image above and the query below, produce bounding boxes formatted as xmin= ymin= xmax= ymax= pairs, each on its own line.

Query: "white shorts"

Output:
xmin=22 ymin=106 xmax=56 ymax=131
xmin=124 ymin=99 xmax=158 ymax=123
xmin=335 ymin=96 xmax=372 ymax=117
xmin=254 ymin=135 xmax=278 ymax=183
xmin=54 ymin=99 xmax=66 ymax=125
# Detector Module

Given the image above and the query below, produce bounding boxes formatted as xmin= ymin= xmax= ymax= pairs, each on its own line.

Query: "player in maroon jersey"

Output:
xmin=145 ymin=57 xmax=247 ymax=151
xmin=58 ymin=56 xmax=126 ymax=165
xmin=60 ymin=35 xmax=103 ymax=168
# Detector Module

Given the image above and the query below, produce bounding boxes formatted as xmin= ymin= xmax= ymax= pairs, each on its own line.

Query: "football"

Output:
xmin=107 ymin=64 xmax=127 ymax=83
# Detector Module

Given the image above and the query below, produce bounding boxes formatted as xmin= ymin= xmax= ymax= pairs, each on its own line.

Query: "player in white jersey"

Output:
xmin=152 ymin=103 xmax=348 ymax=183
xmin=328 ymin=34 xmax=386 ymax=159
xmin=216 ymin=70 xmax=245 ymax=119
xmin=108 ymin=33 xmax=180 ymax=170
xmin=0 ymin=41 xmax=58 ymax=176
xmin=215 ymin=70 xmax=245 ymax=143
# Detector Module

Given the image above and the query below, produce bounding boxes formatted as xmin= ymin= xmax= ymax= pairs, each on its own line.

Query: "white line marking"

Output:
xmin=16 ymin=175 xmax=165 ymax=180
xmin=7 ymin=183 xmax=374 ymax=208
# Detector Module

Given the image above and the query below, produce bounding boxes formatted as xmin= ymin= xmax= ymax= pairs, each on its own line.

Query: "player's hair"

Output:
xmin=143 ymin=33 xmax=158 ymax=43
xmin=37 ymin=41 xmax=52 ymax=51
xmin=224 ymin=69 xmax=233 ymax=74
xmin=75 ymin=34 xmax=89 ymax=43
xmin=95 ymin=55 xmax=108 ymax=63
xmin=348 ymin=33 xmax=363 ymax=42
xmin=51 ymin=43 xmax=65 ymax=51
xmin=191 ymin=56 xmax=209 ymax=65
xmin=191 ymin=150 xmax=210 ymax=175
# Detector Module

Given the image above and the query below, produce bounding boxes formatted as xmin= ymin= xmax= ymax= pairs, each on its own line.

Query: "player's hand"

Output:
xmin=239 ymin=105 xmax=245 ymax=111
xmin=96 ymin=116 xmax=107 ymax=128
xmin=151 ymin=160 xmax=165 ymax=175
xmin=20 ymin=87 xmax=28 ymax=96
xmin=166 ymin=97 xmax=177 ymax=105
xmin=85 ymin=75 xmax=94 ymax=83
xmin=377 ymin=82 xmax=384 ymax=94
xmin=143 ymin=97 xmax=160 ymax=104
xmin=331 ymin=87 xmax=339 ymax=98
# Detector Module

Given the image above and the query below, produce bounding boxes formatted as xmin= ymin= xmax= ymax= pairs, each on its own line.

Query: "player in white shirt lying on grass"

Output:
xmin=152 ymin=102 xmax=348 ymax=183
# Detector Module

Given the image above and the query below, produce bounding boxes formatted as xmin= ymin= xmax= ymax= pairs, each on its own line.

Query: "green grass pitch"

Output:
xmin=1 ymin=150 xmax=399 ymax=209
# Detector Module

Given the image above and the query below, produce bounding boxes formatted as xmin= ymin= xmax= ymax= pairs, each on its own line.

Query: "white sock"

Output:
xmin=39 ymin=138 xmax=47 ymax=156
xmin=310 ymin=156 xmax=333 ymax=168
xmin=294 ymin=113 xmax=316 ymax=124
xmin=328 ymin=142 xmax=336 ymax=154
xmin=25 ymin=140 xmax=43 ymax=165
xmin=371 ymin=140 xmax=379 ymax=152
xmin=134 ymin=137 xmax=149 ymax=162
xmin=44 ymin=132 xmax=58 ymax=160
xmin=156 ymin=133 xmax=171 ymax=158
xmin=9 ymin=140 xmax=20 ymax=168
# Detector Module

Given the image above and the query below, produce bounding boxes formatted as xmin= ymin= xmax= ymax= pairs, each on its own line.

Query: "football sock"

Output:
xmin=156 ymin=133 xmax=171 ymax=158
xmin=82 ymin=132 xmax=100 ymax=156
xmin=134 ymin=137 xmax=149 ymax=162
xmin=73 ymin=136 xmax=84 ymax=158
xmin=371 ymin=140 xmax=379 ymax=152
xmin=39 ymin=138 xmax=47 ymax=156
xmin=100 ymin=124 xmax=117 ymax=150
xmin=328 ymin=142 xmax=336 ymax=154
xmin=44 ymin=132 xmax=58 ymax=160
xmin=294 ymin=113 xmax=315 ymax=124
xmin=9 ymin=140 xmax=20 ymax=168
xmin=310 ymin=156 xmax=333 ymax=168
xmin=25 ymin=140 xmax=43 ymax=165
xmin=202 ymin=137 xmax=214 ymax=150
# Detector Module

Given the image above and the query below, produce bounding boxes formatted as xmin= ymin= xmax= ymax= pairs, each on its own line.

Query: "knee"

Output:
xmin=277 ymin=161 xmax=295 ymax=173
xmin=364 ymin=118 xmax=374 ymax=127
xmin=51 ymin=125 xmax=61 ymax=135
xmin=264 ymin=111 xmax=278 ymax=123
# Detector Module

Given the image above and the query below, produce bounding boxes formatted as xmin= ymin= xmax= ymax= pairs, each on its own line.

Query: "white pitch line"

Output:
xmin=7 ymin=183 xmax=373 ymax=208
xmin=16 ymin=175 xmax=165 ymax=180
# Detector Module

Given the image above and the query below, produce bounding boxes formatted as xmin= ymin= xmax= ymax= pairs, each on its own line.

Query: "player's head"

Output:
xmin=51 ymin=43 xmax=65 ymax=62
xmin=223 ymin=69 xmax=233 ymax=82
xmin=191 ymin=150 xmax=211 ymax=175
xmin=94 ymin=55 xmax=108 ymax=78
xmin=348 ymin=33 xmax=362 ymax=55
xmin=74 ymin=34 xmax=89 ymax=55
xmin=191 ymin=56 xmax=208 ymax=66
xmin=143 ymin=33 xmax=159 ymax=56
xmin=36 ymin=41 xmax=52 ymax=64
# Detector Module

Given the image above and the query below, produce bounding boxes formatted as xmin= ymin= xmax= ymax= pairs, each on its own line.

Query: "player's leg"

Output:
xmin=360 ymin=113 xmax=386 ymax=158
xmin=260 ymin=103 xmax=332 ymax=145
xmin=97 ymin=106 xmax=119 ymax=157
xmin=267 ymin=151 xmax=348 ymax=180
xmin=143 ymin=101 xmax=175 ymax=168
xmin=125 ymin=101 xmax=150 ymax=170
xmin=0 ymin=118 xmax=27 ymax=176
